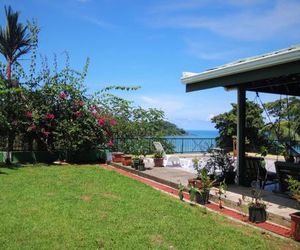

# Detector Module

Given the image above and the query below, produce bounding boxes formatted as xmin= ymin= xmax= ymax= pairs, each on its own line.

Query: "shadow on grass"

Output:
xmin=0 ymin=162 xmax=23 ymax=170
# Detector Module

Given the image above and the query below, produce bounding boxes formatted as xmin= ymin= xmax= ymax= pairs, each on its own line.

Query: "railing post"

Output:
xmin=181 ymin=139 xmax=184 ymax=154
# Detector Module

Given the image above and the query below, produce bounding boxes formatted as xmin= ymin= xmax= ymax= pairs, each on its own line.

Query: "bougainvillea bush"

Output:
xmin=20 ymin=58 xmax=119 ymax=160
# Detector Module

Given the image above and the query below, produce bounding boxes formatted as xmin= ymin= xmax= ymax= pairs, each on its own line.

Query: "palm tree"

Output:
xmin=0 ymin=6 xmax=32 ymax=81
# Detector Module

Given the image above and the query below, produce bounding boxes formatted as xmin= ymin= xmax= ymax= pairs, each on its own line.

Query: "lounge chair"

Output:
xmin=153 ymin=141 xmax=181 ymax=167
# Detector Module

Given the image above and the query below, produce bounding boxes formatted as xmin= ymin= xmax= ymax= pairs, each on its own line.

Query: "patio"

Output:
xmin=110 ymin=156 xmax=298 ymax=229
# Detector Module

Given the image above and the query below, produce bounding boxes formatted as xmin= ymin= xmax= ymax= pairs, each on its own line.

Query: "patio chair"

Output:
xmin=275 ymin=161 xmax=300 ymax=193
xmin=153 ymin=141 xmax=181 ymax=167
xmin=240 ymin=156 xmax=278 ymax=189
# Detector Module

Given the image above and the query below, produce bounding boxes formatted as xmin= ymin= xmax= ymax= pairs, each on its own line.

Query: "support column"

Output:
xmin=237 ymin=87 xmax=246 ymax=185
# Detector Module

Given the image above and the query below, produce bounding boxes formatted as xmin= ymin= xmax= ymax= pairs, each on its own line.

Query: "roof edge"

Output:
xmin=181 ymin=45 xmax=300 ymax=85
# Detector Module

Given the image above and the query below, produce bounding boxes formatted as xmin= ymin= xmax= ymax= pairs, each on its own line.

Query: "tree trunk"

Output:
xmin=5 ymin=132 xmax=14 ymax=164
xmin=6 ymin=61 xmax=11 ymax=81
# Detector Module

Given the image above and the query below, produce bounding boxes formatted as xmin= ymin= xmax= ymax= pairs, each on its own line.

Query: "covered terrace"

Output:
xmin=181 ymin=45 xmax=300 ymax=185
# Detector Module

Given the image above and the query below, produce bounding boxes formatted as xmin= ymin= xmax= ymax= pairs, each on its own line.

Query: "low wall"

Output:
xmin=0 ymin=150 xmax=108 ymax=164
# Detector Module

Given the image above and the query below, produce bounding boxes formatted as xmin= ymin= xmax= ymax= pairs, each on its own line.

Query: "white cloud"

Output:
xmin=207 ymin=114 xmax=215 ymax=121
xmin=151 ymin=0 xmax=265 ymax=13
xmin=137 ymin=94 xmax=225 ymax=129
xmin=185 ymin=39 xmax=242 ymax=61
xmin=82 ymin=16 xmax=116 ymax=29
xmin=139 ymin=95 xmax=184 ymax=115
xmin=149 ymin=0 xmax=300 ymax=41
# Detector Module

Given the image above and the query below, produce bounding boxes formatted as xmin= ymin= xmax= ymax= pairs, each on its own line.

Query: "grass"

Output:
xmin=0 ymin=165 xmax=299 ymax=250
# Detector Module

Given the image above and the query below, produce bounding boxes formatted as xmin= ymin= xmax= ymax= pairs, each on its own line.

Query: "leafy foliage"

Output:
xmin=211 ymin=100 xmax=267 ymax=152
xmin=263 ymin=97 xmax=300 ymax=145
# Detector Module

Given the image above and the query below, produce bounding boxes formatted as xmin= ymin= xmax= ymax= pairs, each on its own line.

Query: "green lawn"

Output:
xmin=0 ymin=165 xmax=298 ymax=250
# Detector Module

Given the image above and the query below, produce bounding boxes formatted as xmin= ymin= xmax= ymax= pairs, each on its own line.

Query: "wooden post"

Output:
xmin=237 ymin=87 xmax=246 ymax=185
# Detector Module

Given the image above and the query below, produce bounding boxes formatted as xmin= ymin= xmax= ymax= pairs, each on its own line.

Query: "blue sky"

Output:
xmin=1 ymin=0 xmax=300 ymax=130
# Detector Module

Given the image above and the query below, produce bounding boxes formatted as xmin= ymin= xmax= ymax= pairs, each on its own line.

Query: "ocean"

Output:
xmin=185 ymin=130 xmax=219 ymax=138
xmin=166 ymin=130 xmax=218 ymax=153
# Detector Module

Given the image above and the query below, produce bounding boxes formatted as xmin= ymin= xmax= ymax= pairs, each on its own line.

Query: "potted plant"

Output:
xmin=112 ymin=152 xmax=124 ymax=163
xmin=279 ymin=144 xmax=295 ymax=163
xmin=205 ymin=149 xmax=236 ymax=184
xmin=122 ymin=155 xmax=132 ymax=166
xmin=246 ymin=188 xmax=267 ymax=223
xmin=130 ymin=141 xmax=148 ymax=171
xmin=215 ymin=181 xmax=227 ymax=209
xmin=188 ymin=158 xmax=203 ymax=188
xmin=153 ymin=151 xmax=164 ymax=167
xmin=287 ymin=177 xmax=300 ymax=241
xmin=178 ymin=183 xmax=185 ymax=201
xmin=131 ymin=155 xmax=145 ymax=171
xmin=188 ymin=168 xmax=215 ymax=205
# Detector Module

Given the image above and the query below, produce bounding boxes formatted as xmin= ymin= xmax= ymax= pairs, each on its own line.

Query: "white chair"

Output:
xmin=153 ymin=141 xmax=181 ymax=167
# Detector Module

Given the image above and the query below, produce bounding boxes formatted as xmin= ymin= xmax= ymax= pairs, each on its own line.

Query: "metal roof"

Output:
xmin=181 ymin=45 xmax=300 ymax=96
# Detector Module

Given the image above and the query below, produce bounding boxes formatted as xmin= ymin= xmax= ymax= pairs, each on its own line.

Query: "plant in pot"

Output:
xmin=178 ymin=183 xmax=185 ymax=201
xmin=153 ymin=151 xmax=164 ymax=167
xmin=130 ymin=143 xmax=146 ymax=171
xmin=215 ymin=181 xmax=227 ymax=209
xmin=246 ymin=188 xmax=267 ymax=223
xmin=205 ymin=149 xmax=236 ymax=185
xmin=188 ymin=158 xmax=203 ymax=188
xmin=279 ymin=144 xmax=295 ymax=163
xmin=287 ymin=177 xmax=300 ymax=241
xmin=188 ymin=168 xmax=215 ymax=205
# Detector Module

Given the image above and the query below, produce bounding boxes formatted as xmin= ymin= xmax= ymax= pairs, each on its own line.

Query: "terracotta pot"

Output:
xmin=112 ymin=152 xmax=124 ymax=163
xmin=188 ymin=178 xmax=202 ymax=189
xmin=290 ymin=212 xmax=300 ymax=241
xmin=154 ymin=158 xmax=164 ymax=167
xmin=122 ymin=155 xmax=132 ymax=166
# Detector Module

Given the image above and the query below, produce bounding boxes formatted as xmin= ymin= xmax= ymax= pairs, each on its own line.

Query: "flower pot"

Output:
xmin=112 ymin=152 xmax=124 ymax=163
xmin=188 ymin=178 xmax=202 ymax=189
xmin=284 ymin=155 xmax=295 ymax=163
xmin=290 ymin=212 xmax=300 ymax=241
xmin=132 ymin=159 xmax=145 ymax=171
xmin=138 ymin=162 xmax=145 ymax=171
xmin=154 ymin=158 xmax=164 ymax=167
xmin=122 ymin=155 xmax=132 ymax=166
xmin=248 ymin=206 xmax=267 ymax=223
xmin=195 ymin=189 xmax=210 ymax=205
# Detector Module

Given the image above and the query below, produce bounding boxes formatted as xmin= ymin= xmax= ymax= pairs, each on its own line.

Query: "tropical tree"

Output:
xmin=0 ymin=6 xmax=32 ymax=81
xmin=263 ymin=97 xmax=300 ymax=142
xmin=211 ymin=100 xmax=267 ymax=152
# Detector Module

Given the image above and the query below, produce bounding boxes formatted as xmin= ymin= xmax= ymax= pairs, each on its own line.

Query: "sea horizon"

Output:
xmin=185 ymin=129 xmax=219 ymax=138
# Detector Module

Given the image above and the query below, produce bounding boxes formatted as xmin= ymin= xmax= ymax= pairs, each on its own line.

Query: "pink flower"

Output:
xmin=109 ymin=119 xmax=117 ymax=126
xmin=42 ymin=131 xmax=50 ymax=137
xmin=74 ymin=111 xmax=82 ymax=118
xmin=45 ymin=113 xmax=55 ymax=120
xmin=59 ymin=91 xmax=67 ymax=99
xmin=97 ymin=118 xmax=106 ymax=126
xmin=78 ymin=100 xmax=85 ymax=107
xmin=107 ymin=140 xmax=114 ymax=147
xmin=27 ymin=124 xmax=36 ymax=131
xmin=26 ymin=111 xmax=33 ymax=118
